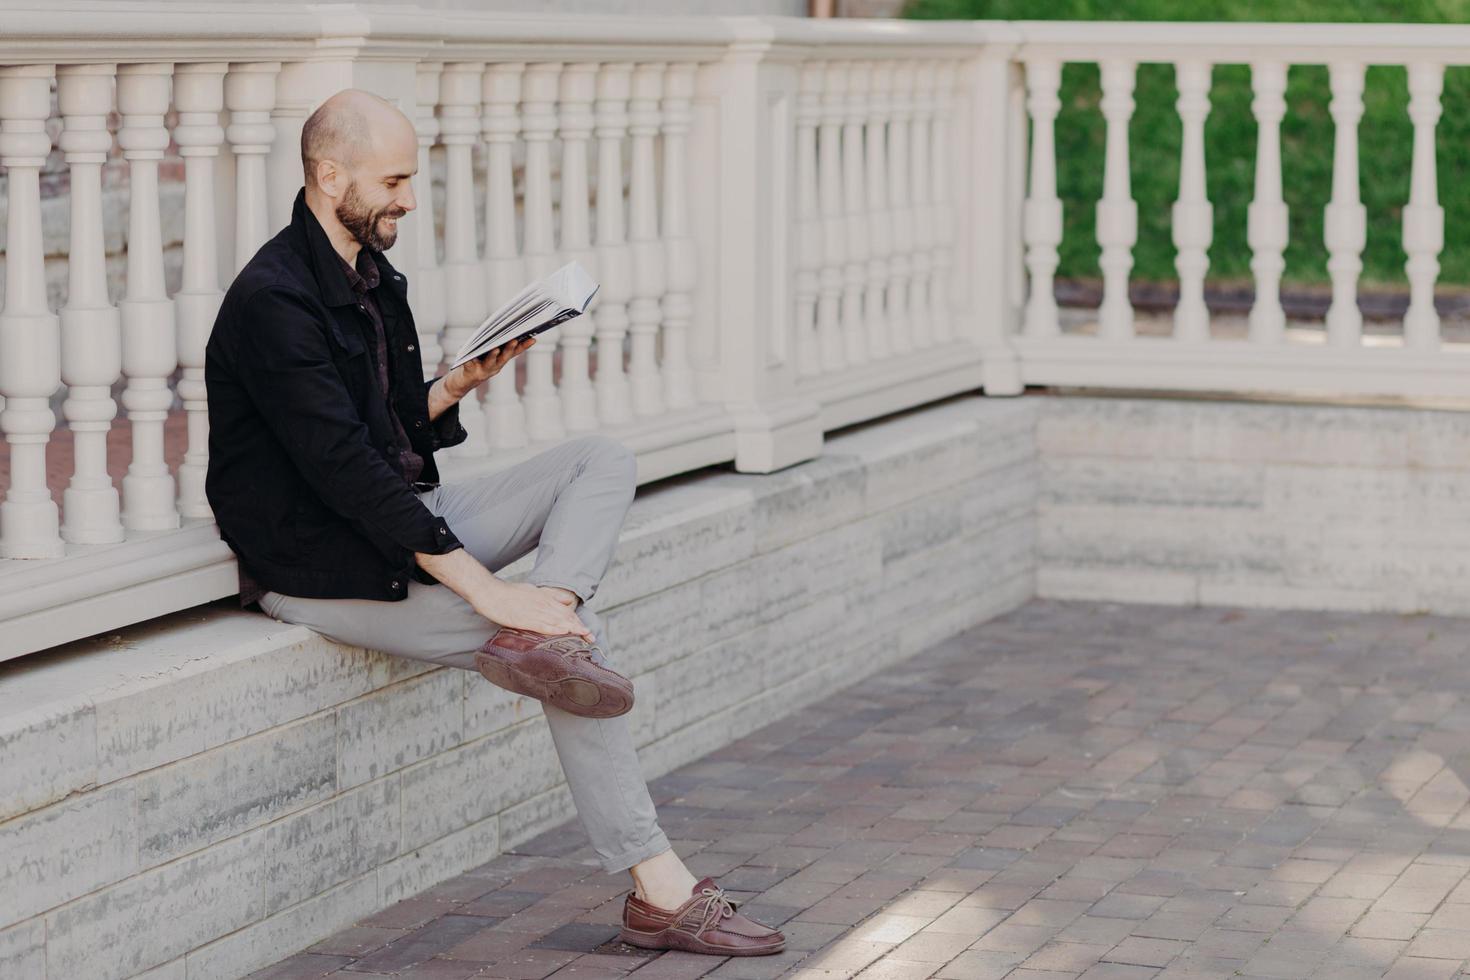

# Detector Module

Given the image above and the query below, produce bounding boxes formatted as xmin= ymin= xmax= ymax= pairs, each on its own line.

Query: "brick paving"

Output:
xmin=249 ymin=599 xmax=1470 ymax=980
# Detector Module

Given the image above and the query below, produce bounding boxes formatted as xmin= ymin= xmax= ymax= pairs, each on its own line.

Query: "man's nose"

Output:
xmin=398 ymin=183 xmax=416 ymax=214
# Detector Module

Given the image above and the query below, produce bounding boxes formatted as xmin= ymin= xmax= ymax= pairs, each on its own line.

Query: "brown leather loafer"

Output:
xmin=619 ymin=877 xmax=785 ymax=957
xmin=474 ymin=627 xmax=634 ymax=719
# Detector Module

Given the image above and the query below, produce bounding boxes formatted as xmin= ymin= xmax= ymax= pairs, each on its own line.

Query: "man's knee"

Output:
xmin=574 ymin=435 xmax=636 ymax=485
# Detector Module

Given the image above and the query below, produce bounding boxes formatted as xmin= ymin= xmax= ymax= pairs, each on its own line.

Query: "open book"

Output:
xmin=447 ymin=261 xmax=600 ymax=370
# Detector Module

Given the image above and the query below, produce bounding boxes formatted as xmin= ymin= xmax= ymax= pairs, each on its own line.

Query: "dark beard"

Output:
xmin=335 ymin=181 xmax=403 ymax=252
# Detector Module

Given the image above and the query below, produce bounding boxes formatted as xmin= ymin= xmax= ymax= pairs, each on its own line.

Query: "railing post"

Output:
xmin=962 ymin=44 xmax=1022 ymax=395
xmin=700 ymin=21 xmax=821 ymax=473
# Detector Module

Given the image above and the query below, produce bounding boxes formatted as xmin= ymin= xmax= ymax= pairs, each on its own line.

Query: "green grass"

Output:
xmin=903 ymin=0 xmax=1470 ymax=287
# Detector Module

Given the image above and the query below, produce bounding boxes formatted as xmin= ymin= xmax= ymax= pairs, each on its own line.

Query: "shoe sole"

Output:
xmin=617 ymin=926 xmax=785 ymax=957
xmin=475 ymin=651 xmax=633 ymax=719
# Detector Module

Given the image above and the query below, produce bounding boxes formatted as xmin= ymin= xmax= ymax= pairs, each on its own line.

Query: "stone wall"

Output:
xmin=1037 ymin=395 xmax=1470 ymax=614
xmin=0 ymin=394 xmax=1035 ymax=980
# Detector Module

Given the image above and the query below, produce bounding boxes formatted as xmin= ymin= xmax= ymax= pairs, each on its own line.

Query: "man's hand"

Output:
xmin=444 ymin=336 xmax=536 ymax=399
xmin=414 ymin=547 xmax=593 ymax=640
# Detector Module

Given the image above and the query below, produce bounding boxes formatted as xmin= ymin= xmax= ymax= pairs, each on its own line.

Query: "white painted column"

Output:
xmin=817 ymin=60 xmax=848 ymax=371
xmin=1096 ymin=59 xmax=1137 ymax=342
xmin=1325 ymin=61 xmax=1366 ymax=349
xmin=173 ymin=63 xmax=227 ymax=521
xmin=908 ymin=61 xmax=936 ymax=349
xmin=1171 ymin=59 xmax=1213 ymax=343
xmin=863 ymin=60 xmax=893 ymax=362
xmin=1247 ymin=60 xmax=1289 ymax=345
xmin=927 ymin=60 xmax=958 ymax=344
xmin=0 ymin=67 xmax=64 ymax=558
xmin=793 ymin=62 xmax=824 ymax=379
xmin=1403 ymin=61 xmax=1444 ymax=351
xmin=57 ymin=65 xmax=124 ymax=546
xmin=886 ymin=61 xmax=916 ymax=353
xmin=224 ymin=62 xmax=278 ymax=272
xmin=1021 ymin=58 xmax=1062 ymax=340
xmin=659 ymin=62 xmax=698 ymax=411
xmin=117 ymin=64 xmax=180 ymax=532
xmin=840 ymin=60 xmax=870 ymax=366
xmin=482 ymin=63 xmax=529 ymax=451
xmin=558 ymin=63 xmax=600 ymax=431
xmin=593 ymin=63 xmax=634 ymax=426
xmin=521 ymin=63 xmax=566 ymax=442
xmin=627 ymin=62 xmax=667 ymax=418
xmin=411 ymin=63 xmax=448 ymax=377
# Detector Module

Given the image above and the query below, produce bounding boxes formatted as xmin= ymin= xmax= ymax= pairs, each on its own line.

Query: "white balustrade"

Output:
xmin=558 ymin=62 xmax=601 ymax=431
xmin=908 ymin=61 xmax=935 ymax=349
xmin=1096 ymin=59 xmax=1136 ymax=342
xmin=840 ymin=60 xmax=870 ymax=366
xmin=817 ymin=60 xmax=847 ymax=372
xmin=173 ymin=62 xmax=227 ymax=521
xmin=117 ymin=63 xmax=180 ymax=532
xmin=481 ymin=62 xmax=530 ymax=451
xmin=592 ymin=63 xmax=634 ymax=426
xmin=439 ymin=62 xmax=490 ymax=456
xmin=928 ymin=60 xmax=957 ymax=344
xmin=411 ymin=62 xmax=448 ymax=376
xmin=0 ymin=66 xmax=63 ymax=558
xmin=1021 ymin=58 xmax=1061 ymax=340
xmin=627 ymin=61 xmax=667 ymax=418
xmin=1247 ymin=60 xmax=1289 ymax=344
xmin=1404 ymin=61 xmax=1444 ymax=350
xmin=1325 ymin=61 xmax=1366 ymax=348
xmin=224 ymin=62 xmax=278 ymax=271
xmin=1171 ymin=59 xmax=1212 ymax=343
xmin=863 ymin=60 xmax=892 ymax=362
xmin=57 ymin=64 xmax=123 ymax=545
xmin=658 ymin=62 xmax=698 ymax=410
xmin=520 ymin=62 xmax=567 ymax=442
xmin=793 ymin=61 xmax=824 ymax=378
xmin=886 ymin=61 xmax=917 ymax=352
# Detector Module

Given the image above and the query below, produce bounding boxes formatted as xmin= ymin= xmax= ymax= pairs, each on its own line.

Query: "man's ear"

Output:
xmin=316 ymin=159 xmax=342 ymax=197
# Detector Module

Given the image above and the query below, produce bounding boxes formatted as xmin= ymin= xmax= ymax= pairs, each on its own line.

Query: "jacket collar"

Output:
xmin=289 ymin=186 xmax=401 ymax=308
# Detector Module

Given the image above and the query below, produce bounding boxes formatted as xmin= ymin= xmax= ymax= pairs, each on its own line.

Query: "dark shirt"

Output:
xmin=208 ymin=187 xmax=467 ymax=611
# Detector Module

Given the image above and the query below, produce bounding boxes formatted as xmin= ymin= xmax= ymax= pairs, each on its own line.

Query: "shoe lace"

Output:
xmin=694 ymin=885 xmax=737 ymax=934
xmin=543 ymin=635 xmax=602 ymax=661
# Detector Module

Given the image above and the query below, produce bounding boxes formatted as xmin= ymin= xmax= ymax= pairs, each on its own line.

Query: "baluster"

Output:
xmin=558 ymin=62 xmax=599 ymax=431
xmin=439 ymin=63 xmax=489 ymax=457
xmin=1021 ymin=58 xmax=1062 ymax=340
xmin=117 ymin=63 xmax=180 ymax=532
xmin=412 ymin=63 xmax=447 ymax=376
xmin=794 ymin=62 xmax=824 ymax=378
xmin=887 ymin=61 xmax=916 ymax=352
xmin=0 ymin=66 xmax=63 ymax=558
xmin=1324 ymin=61 xmax=1366 ymax=348
xmin=173 ymin=63 xmax=227 ymax=520
xmin=908 ymin=61 xmax=936 ymax=348
xmin=56 ymin=65 xmax=123 ymax=546
xmin=1172 ymin=59 xmax=1213 ymax=343
xmin=482 ymin=63 xmax=529 ymax=451
xmin=521 ymin=63 xmax=566 ymax=441
xmin=817 ymin=60 xmax=847 ymax=371
xmin=840 ymin=61 xmax=870 ymax=365
xmin=1247 ymin=60 xmax=1289 ymax=345
xmin=224 ymin=62 xmax=278 ymax=272
xmin=1096 ymin=59 xmax=1137 ymax=342
xmin=627 ymin=62 xmax=666 ymax=417
xmin=863 ymin=60 xmax=893 ymax=362
xmin=1404 ymin=61 xmax=1444 ymax=351
xmin=593 ymin=63 xmax=634 ymax=426
xmin=659 ymin=62 xmax=697 ymax=410
xmin=928 ymin=60 xmax=958 ymax=344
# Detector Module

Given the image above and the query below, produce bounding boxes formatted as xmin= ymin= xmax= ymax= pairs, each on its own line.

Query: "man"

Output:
xmin=204 ymin=89 xmax=783 ymax=957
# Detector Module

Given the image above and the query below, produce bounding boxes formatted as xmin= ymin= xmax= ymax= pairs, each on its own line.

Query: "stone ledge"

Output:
xmin=0 ymin=393 xmax=1037 ymax=980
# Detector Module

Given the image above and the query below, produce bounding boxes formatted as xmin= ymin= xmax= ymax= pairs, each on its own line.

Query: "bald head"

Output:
xmin=301 ymin=89 xmax=415 ymax=190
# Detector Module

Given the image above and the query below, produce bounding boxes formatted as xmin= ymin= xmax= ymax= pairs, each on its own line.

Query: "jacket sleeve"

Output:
xmin=423 ymin=376 xmax=469 ymax=451
xmin=234 ymin=285 xmax=464 ymax=560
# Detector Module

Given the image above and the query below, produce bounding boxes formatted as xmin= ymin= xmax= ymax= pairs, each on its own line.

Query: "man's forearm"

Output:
xmin=426 ymin=374 xmax=466 ymax=423
xmin=417 ymin=546 xmax=496 ymax=613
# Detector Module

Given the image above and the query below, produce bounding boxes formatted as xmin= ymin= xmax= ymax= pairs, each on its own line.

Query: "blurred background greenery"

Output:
xmin=901 ymin=0 xmax=1470 ymax=289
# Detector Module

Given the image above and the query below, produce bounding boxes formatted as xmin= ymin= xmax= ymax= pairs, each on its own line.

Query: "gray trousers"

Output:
xmin=258 ymin=434 xmax=671 ymax=874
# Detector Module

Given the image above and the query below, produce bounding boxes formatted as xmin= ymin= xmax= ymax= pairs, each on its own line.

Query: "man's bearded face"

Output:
xmin=336 ymin=178 xmax=405 ymax=252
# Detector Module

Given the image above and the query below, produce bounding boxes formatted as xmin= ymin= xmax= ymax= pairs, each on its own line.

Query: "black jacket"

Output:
xmin=205 ymin=187 xmax=468 ymax=602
